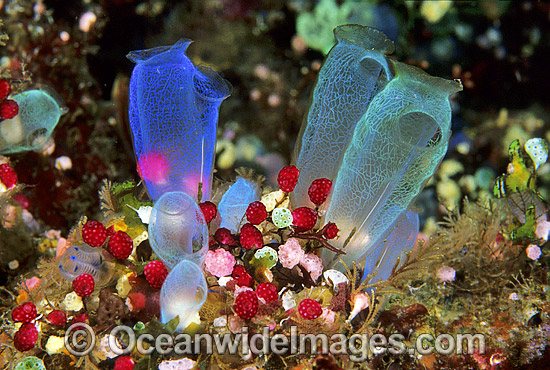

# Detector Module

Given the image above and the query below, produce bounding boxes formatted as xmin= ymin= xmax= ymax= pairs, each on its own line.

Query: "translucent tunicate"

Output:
xmin=293 ymin=24 xmax=394 ymax=210
xmin=292 ymin=24 xmax=461 ymax=271
xmin=0 ymin=88 xmax=67 ymax=154
xmin=127 ymin=39 xmax=231 ymax=201
xmin=148 ymin=191 xmax=208 ymax=269
xmin=361 ymin=211 xmax=419 ymax=284
xmin=218 ymin=177 xmax=260 ymax=233
xmin=58 ymin=244 xmax=113 ymax=286
xmin=160 ymin=260 xmax=208 ymax=331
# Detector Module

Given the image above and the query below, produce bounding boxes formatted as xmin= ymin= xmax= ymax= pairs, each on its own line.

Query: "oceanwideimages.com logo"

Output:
xmin=64 ymin=323 xmax=485 ymax=361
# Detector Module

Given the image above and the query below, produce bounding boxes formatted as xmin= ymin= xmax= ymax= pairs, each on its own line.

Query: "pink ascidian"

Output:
xmin=277 ymin=237 xmax=305 ymax=269
xmin=137 ymin=152 xmax=169 ymax=185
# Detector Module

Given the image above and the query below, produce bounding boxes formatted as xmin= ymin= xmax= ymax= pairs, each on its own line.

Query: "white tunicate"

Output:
xmin=323 ymin=269 xmax=349 ymax=290
xmin=0 ymin=88 xmax=67 ymax=154
xmin=525 ymin=138 xmax=549 ymax=170
xmin=160 ymin=260 xmax=208 ymax=332
xmin=148 ymin=192 xmax=208 ymax=269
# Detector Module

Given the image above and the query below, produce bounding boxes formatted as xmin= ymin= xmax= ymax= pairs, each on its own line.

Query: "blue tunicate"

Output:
xmin=218 ymin=177 xmax=261 ymax=233
xmin=0 ymin=88 xmax=67 ymax=154
xmin=127 ymin=39 xmax=232 ymax=201
xmin=148 ymin=191 xmax=208 ymax=269
xmin=160 ymin=259 xmax=207 ymax=331
xmin=292 ymin=24 xmax=394 ymax=209
xmin=292 ymin=25 xmax=462 ymax=271
xmin=58 ymin=244 xmax=113 ymax=286
xmin=362 ymin=211 xmax=418 ymax=285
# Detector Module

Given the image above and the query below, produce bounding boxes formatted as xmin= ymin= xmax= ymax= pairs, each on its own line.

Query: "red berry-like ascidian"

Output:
xmin=323 ymin=222 xmax=339 ymax=239
xmin=14 ymin=193 xmax=30 ymax=209
xmin=71 ymin=313 xmax=88 ymax=330
xmin=232 ymin=265 xmax=254 ymax=287
xmin=277 ymin=165 xmax=300 ymax=192
xmin=308 ymin=178 xmax=332 ymax=205
xmin=234 ymin=290 xmax=259 ymax=319
xmin=291 ymin=207 xmax=318 ymax=231
xmin=214 ymin=227 xmax=238 ymax=246
xmin=0 ymin=163 xmax=17 ymax=189
xmin=239 ymin=223 xmax=263 ymax=249
xmin=12 ymin=302 xmax=37 ymax=323
xmin=246 ymin=201 xmax=267 ymax=225
xmin=47 ymin=310 xmax=67 ymax=326
xmin=0 ymin=99 xmax=18 ymax=120
xmin=14 ymin=322 xmax=38 ymax=352
xmin=114 ymin=356 xmax=135 ymax=370
xmin=72 ymin=273 xmax=95 ymax=297
xmin=144 ymin=260 xmax=168 ymax=289
xmin=298 ymin=298 xmax=322 ymax=320
xmin=109 ymin=231 xmax=134 ymax=259
xmin=82 ymin=220 xmax=108 ymax=247
xmin=256 ymin=282 xmax=278 ymax=303
xmin=199 ymin=201 xmax=217 ymax=223
xmin=0 ymin=79 xmax=11 ymax=100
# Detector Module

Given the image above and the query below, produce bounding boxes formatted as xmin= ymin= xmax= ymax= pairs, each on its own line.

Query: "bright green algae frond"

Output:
xmin=293 ymin=24 xmax=463 ymax=271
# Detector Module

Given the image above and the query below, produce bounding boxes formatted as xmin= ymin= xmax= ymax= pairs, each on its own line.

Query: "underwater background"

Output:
xmin=0 ymin=1 xmax=550 ymax=370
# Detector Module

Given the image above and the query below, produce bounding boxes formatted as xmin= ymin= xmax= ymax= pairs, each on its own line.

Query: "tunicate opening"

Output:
xmin=358 ymin=52 xmax=393 ymax=83
xmin=192 ymin=229 xmax=206 ymax=253
xmin=195 ymin=285 xmax=206 ymax=302
xmin=396 ymin=111 xmax=441 ymax=149
xmin=126 ymin=38 xmax=193 ymax=65
xmin=155 ymin=193 xmax=192 ymax=216
xmin=335 ymin=24 xmax=395 ymax=54
xmin=27 ymin=128 xmax=48 ymax=148
xmin=193 ymin=66 xmax=232 ymax=101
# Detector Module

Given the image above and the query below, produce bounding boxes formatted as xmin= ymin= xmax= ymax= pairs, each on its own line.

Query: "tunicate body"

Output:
xmin=361 ymin=211 xmax=419 ymax=284
xmin=127 ymin=39 xmax=231 ymax=201
xmin=148 ymin=191 xmax=208 ymax=269
xmin=0 ymin=88 xmax=67 ymax=154
xmin=293 ymin=25 xmax=462 ymax=271
xmin=218 ymin=177 xmax=260 ymax=233
xmin=58 ymin=244 xmax=112 ymax=286
xmin=160 ymin=259 xmax=208 ymax=331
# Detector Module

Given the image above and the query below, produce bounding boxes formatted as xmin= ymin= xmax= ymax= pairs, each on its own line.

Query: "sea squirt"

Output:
xmin=160 ymin=259 xmax=208 ymax=331
xmin=292 ymin=25 xmax=394 ymax=209
xmin=217 ymin=177 xmax=261 ymax=233
xmin=148 ymin=191 xmax=208 ymax=269
xmin=127 ymin=39 xmax=232 ymax=201
xmin=293 ymin=24 xmax=462 ymax=272
xmin=0 ymin=87 xmax=67 ymax=154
